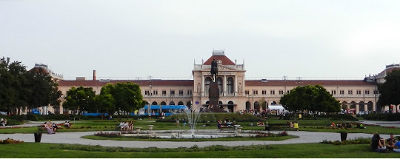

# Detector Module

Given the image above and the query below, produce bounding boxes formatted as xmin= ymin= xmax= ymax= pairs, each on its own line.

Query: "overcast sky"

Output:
xmin=1 ymin=0 xmax=400 ymax=80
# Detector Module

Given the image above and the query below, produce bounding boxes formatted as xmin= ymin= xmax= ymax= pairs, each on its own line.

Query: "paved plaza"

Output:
xmin=0 ymin=131 xmax=386 ymax=148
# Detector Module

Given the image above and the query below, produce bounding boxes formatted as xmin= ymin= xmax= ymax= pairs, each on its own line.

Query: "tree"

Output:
xmin=63 ymin=87 xmax=95 ymax=115
xmin=378 ymin=70 xmax=400 ymax=112
xmin=26 ymin=66 xmax=61 ymax=113
xmin=259 ymin=98 xmax=267 ymax=110
xmin=280 ymin=85 xmax=340 ymax=113
xmin=94 ymin=84 xmax=116 ymax=115
xmin=111 ymin=82 xmax=144 ymax=114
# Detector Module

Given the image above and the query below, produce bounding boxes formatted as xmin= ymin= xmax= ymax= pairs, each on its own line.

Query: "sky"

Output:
xmin=1 ymin=0 xmax=400 ymax=80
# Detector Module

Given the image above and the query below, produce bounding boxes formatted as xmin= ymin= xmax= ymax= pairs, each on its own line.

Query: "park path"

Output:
xmin=0 ymin=131 xmax=386 ymax=148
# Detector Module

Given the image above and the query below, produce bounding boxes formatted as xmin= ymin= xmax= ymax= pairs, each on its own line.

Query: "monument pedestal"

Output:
xmin=209 ymin=81 xmax=224 ymax=112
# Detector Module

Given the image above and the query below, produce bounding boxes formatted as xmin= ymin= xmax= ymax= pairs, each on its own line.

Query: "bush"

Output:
xmin=158 ymin=113 xmax=263 ymax=123
xmin=0 ymin=138 xmax=24 ymax=144
xmin=280 ymin=113 xmax=357 ymax=121
xmin=321 ymin=137 xmax=370 ymax=145
xmin=360 ymin=113 xmax=400 ymax=121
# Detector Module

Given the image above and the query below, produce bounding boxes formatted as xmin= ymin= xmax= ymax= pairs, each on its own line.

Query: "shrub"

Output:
xmin=94 ymin=131 xmax=121 ymax=137
xmin=321 ymin=137 xmax=370 ymax=145
xmin=360 ymin=113 xmax=400 ymax=121
xmin=0 ymin=138 xmax=24 ymax=144
xmin=158 ymin=113 xmax=263 ymax=123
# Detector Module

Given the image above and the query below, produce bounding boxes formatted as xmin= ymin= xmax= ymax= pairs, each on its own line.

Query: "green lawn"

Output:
xmin=0 ymin=142 xmax=400 ymax=158
xmin=1 ymin=119 xmax=399 ymax=135
xmin=81 ymin=134 xmax=297 ymax=142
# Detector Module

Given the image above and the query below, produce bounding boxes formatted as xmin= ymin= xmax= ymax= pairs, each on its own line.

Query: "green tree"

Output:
xmin=112 ymin=82 xmax=144 ymax=114
xmin=280 ymin=85 xmax=340 ymax=113
xmin=259 ymin=98 xmax=268 ymax=110
xmin=63 ymin=87 xmax=95 ymax=115
xmin=94 ymin=84 xmax=116 ymax=115
xmin=26 ymin=66 xmax=61 ymax=113
xmin=378 ymin=70 xmax=400 ymax=112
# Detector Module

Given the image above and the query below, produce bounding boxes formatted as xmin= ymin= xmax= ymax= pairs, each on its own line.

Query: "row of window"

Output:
xmin=245 ymin=90 xmax=289 ymax=95
xmin=245 ymin=89 xmax=379 ymax=96
xmin=333 ymin=90 xmax=378 ymax=95
xmin=144 ymin=90 xmax=193 ymax=96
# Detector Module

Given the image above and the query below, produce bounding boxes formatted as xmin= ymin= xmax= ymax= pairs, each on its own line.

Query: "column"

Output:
xmin=355 ymin=104 xmax=359 ymax=114
xmin=372 ymin=102 xmax=376 ymax=112
xmin=201 ymin=75 xmax=204 ymax=97
xmin=234 ymin=75 xmax=238 ymax=96
xmin=364 ymin=104 xmax=368 ymax=112
xmin=223 ymin=76 xmax=227 ymax=96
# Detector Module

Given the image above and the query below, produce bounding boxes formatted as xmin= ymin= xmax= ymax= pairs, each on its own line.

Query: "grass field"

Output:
xmin=0 ymin=142 xmax=399 ymax=158
xmin=81 ymin=134 xmax=297 ymax=142
xmin=1 ymin=119 xmax=399 ymax=135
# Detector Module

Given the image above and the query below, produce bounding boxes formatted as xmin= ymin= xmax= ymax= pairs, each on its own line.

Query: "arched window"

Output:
xmin=227 ymin=77 xmax=234 ymax=94
xmin=217 ymin=77 xmax=223 ymax=94
xmin=341 ymin=101 xmax=348 ymax=109
xmin=359 ymin=101 xmax=365 ymax=112
xmin=228 ymin=101 xmax=234 ymax=112
xmin=218 ymin=101 xmax=223 ymax=105
xmin=246 ymin=101 xmax=251 ymax=110
xmin=186 ymin=101 xmax=192 ymax=109
xmin=151 ymin=101 xmax=158 ymax=105
xmin=178 ymin=101 xmax=184 ymax=105
xmin=254 ymin=101 xmax=260 ymax=111
xmin=160 ymin=101 xmax=166 ymax=105
xmin=271 ymin=101 xmax=277 ymax=105
xmin=144 ymin=101 xmax=149 ymax=105
xmin=169 ymin=101 xmax=175 ymax=105
xmin=205 ymin=77 xmax=212 ymax=95
xmin=350 ymin=101 xmax=356 ymax=109
xmin=367 ymin=101 xmax=373 ymax=111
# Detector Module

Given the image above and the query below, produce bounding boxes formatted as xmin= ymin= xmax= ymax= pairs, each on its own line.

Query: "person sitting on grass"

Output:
xmin=371 ymin=133 xmax=387 ymax=152
xmin=393 ymin=140 xmax=400 ymax=152
xmin=387 ymin=133 xmax=396 ymax=151
xmin=52 ymin=122 xmax=58 ymax=133
xmin=330 ymin=122 xmax=336 ymax=128
xmin=64 ymin=121 xmax=71 ymax=128
xmin=44 ymin=122 xmax=54 ymax=134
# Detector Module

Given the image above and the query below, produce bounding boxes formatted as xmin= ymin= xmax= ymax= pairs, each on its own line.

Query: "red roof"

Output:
xmin=245 ymin=80 xmax=376 ymax=86
xmin=203 ymin=55 xmax=235 ymax=65
xmin=58 ymin=80 xmax=194 ymax=87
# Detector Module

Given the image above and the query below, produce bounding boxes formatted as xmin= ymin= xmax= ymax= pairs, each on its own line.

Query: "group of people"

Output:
xmin=217 ymin=119 xmax=235 ymax=129
xmin=119 ymin=121 xmax=134 ymax=131
xmin=0 ymin=118 xmax=7 ymax=127
xmin=43 ymin=121 xmax=58 ymax=134
xmin=371 ymin=133 xmax=400 ymax=153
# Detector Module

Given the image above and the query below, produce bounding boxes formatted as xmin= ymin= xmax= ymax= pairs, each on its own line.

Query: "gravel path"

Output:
xmin=0 ymin=131 xmax=386 ymax=148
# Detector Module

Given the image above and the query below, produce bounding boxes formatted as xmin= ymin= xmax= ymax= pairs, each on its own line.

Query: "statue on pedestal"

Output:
xmin=208 ymin=59 xmax=224 ymax=112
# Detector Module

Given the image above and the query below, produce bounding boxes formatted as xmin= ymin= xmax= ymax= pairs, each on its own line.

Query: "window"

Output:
xmin=356 ymin=90 xmax=361 ymax=95
xmin=348 ymin=90 xmax=353 ymax=95
xmin=227 ymin=77 xmax=234 ymax=94
xmin=262 ymin=90 xmax=267 ymax=95
xmin=187 ymin=90 xmax=192 ymax=95
xmin=331 ymin=90 xmax=336 ymax=95
xmin=205 ymin=77 xmax=212 ymax=94
xmin=170 ymin=90 xmax=175 ymax=96
xmin=365 ymin=90 xmax=370 ymax=95
xmin=340 ymin=90 xmax=344 ymax=95
xmin=217 ymin=77 xmax=223 ymax=94
xmin=179 ymin=90 xmax=184 ymax=96
xmin=253 ymin=90 xmax=258 ymax=95
xmin=279 ymin=90 xmax=284 ymax=95
xmin=145 ymin=90 xmax=150 ymax=96
xmin=153 ymin=90 xmax=158 ymax=95
xmin=245 ymin=90 xmax=249 ymax=95
xmin=374 ymin=90 xmax=379 ymax=94
xmin=162 ymin=90 xmax=166 ymax=96
xmin=270 ymin=90 xmax=275 ymax=95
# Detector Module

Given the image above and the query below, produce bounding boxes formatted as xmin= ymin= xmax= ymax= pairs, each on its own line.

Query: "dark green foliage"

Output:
xmin=321 ymin=138 xmax=371 ymax=145
xmin=360 ymin=113 xmax=400 ymax=121
xmin=0 ymin=57 xmax=61 ymax=115
xmin=378 ymin=70 xmax=400 ymax=110
xmin=63 ymin=87 xmax=96 ymax=115
xmin=280 ymin=113 xmax=358 ymax=121
xmin=280 ymin=85 xmax=340 ymax=113
xmin=158 ymin=113 xmax=263 ymax=122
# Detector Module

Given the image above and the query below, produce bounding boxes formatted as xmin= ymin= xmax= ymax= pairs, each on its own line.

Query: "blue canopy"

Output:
xmin=143 ymin=105 xmax=187 ymax=110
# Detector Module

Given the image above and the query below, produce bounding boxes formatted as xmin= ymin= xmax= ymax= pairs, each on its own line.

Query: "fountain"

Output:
xmin=183 ymin=106 xmax=201 ymax=138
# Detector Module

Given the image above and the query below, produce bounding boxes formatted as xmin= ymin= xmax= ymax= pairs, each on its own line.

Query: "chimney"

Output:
xmin=93 ymin=70 xmax=96 ymax=81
